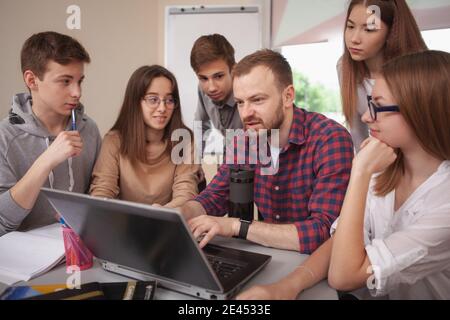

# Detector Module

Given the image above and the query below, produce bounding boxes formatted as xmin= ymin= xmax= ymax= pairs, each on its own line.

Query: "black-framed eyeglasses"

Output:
xmin=142 ymin=95 xmax=177 ymax=109
xmin=367 ymin=95 xmax=400 ymax=121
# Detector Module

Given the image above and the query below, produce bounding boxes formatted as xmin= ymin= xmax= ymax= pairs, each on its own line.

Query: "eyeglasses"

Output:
xmin=367 ymin=96 xmax=400 ymax=121
xmin=142 ymin=95 xmax=177 ymax=109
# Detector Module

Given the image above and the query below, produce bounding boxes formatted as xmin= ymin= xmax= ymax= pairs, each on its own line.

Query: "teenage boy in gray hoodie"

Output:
xmin=0 ymin=31 xmax=101 ymax=236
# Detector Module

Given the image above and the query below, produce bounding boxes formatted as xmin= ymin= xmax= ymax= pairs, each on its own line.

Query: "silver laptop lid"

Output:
xmin=41 ymin=188 xmax=223 ymax=292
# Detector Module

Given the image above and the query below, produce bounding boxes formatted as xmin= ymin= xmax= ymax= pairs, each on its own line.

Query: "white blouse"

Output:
xmin=331 ymin=161 xmax=450 ymax=299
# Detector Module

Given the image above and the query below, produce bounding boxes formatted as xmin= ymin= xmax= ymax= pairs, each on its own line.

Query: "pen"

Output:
xmin=71 ymin=109 xmax=77 ymax=131
xmin=123 ymin=281 xmax=137 ymax=300
xmin=144 ymin=283 xmax=156 ymax=300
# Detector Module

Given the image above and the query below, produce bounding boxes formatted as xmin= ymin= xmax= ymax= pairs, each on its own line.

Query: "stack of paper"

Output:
xmin=0 ymin=223 xmax=65 ymax=285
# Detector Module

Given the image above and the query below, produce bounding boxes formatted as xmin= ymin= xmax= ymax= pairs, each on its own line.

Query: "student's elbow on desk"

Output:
xmin=0 ymin=225 xmax=8 ymax=237
xmin=0 ymin=191 xmax=31 ymax=236
xmin=327 ymin=268 xmax=367 ymax=292
xmin=0 ymin=218 xmax=20 ymax=236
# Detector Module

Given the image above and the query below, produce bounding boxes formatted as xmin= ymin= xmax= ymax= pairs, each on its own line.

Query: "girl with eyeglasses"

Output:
xmin=338 ymin=0 xmax=427 ymax=151
xmin=89 ymin=65 xmax=200 ymax=208
xmin=237 ymin=50 xmax=450 ymax=300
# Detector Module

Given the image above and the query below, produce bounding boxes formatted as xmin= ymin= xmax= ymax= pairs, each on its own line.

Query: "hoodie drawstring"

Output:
xmin=68 ymin=157 xmax=75 ymax=192
xmin=45 ymin=137 xmax=74 ymax=192
xmin=45 ymin=137 xmax=55 ymax=189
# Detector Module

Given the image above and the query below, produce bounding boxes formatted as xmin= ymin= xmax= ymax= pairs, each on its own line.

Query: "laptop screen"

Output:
xmin=42 ymin=188 xmax=221 ymax=291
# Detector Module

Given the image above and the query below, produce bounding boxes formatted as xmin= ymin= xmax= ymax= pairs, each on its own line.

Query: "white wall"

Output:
xmin=0 ymin=0 xmax=158 ymax=136
xmin=0 ymin=0 xmax=270 ymax=136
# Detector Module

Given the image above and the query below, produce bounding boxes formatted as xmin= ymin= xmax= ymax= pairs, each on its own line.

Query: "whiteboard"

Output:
xmin=165 ymin=5 xmax=263 ymax=140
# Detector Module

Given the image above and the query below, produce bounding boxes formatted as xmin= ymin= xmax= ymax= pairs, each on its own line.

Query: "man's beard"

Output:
xmin=243 ymin=98 xmax=284 ymax=136
xmin=269 ymin=99 xmax=284 ymax=132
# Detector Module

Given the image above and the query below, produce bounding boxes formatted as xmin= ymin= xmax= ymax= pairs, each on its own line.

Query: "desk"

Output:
xmin=24 ymin=237 xmax=337 ymax=300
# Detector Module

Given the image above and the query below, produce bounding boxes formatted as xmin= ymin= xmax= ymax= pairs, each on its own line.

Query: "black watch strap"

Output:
xmin=238 ymin=219 xmax=252 ymax=239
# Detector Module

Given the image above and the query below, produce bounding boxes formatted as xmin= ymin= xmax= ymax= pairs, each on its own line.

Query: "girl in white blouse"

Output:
xmin=237 ymin=50 xmax=450 ymax=300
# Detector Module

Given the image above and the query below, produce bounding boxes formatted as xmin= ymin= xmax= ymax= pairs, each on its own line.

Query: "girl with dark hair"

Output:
xmin=90 ymin=65 xmax=200 ymax=208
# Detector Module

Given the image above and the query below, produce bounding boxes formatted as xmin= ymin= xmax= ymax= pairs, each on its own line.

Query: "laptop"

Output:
xmin=41 ymin=188 xmax=271 ymax=300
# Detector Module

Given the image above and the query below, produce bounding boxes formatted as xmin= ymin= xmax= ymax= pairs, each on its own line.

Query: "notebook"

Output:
xmin=0 ymin=223 xmax=65 ymax=286
xmin=41 ymin=188 xmax=271 ymax=300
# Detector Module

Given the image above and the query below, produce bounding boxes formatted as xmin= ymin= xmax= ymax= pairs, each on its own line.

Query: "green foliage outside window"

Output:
xmin=293 ymin=70 xmax=341 ymax=114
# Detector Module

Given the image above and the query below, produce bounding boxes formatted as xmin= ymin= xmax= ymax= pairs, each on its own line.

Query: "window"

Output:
xmin=282 ymin=39 xmax=344 ymax=125
xmin=282 ymin=28 xmax=450 ymax=126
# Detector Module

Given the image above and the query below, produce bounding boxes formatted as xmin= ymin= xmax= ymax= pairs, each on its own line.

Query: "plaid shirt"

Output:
xmin=195 ymin=107 xmax=354 ymax=253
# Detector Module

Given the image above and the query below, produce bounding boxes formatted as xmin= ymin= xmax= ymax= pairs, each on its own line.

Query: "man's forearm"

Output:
xmin=247 ymin=221 xmax=300 ymax=251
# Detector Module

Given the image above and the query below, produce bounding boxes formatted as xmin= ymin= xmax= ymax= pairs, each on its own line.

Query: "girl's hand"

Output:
xmin=353 ymin=137 xmax=397 ymax=175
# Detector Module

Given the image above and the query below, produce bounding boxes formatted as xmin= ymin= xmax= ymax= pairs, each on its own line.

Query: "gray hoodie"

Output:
xmin=0 ymin=93 xmax=101 ymax=236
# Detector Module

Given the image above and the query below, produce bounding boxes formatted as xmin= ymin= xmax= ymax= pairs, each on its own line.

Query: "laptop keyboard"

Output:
xmin=205 ymin=255 xmax=246 ymax=280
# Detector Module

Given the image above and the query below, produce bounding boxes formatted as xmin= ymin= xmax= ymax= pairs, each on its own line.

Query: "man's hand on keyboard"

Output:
xmin=188 ymin=216 xmax=240 ymax=248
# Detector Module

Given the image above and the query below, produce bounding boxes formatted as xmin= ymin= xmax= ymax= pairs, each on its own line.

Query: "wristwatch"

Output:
xmin=238 ymin=219 xmax=252 ymax=240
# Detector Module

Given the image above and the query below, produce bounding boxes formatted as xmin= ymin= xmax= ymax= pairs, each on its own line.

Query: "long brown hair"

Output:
xmin=111 ymin=65 xmax=191 ymax=163
xmin=374 ymin=50 xmax=450 ymax=195
xmin=341 ymin=0 xmax=427 ymax=124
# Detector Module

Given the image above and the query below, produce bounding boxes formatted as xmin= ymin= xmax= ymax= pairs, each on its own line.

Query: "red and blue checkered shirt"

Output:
xmin=195 ymin=107 xmax=354 ymax=253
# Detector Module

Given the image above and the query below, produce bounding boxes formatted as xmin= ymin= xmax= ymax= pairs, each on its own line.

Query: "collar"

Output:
xmin=216 ymin=93 xmax=236 ymax=110
xmin=224 ymin=93 xmax=236 ymax=108
xmin=285 ymin=106 xmax=306 ymax=147
xmin=204 ymin=90 xmax=235 ymax=109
